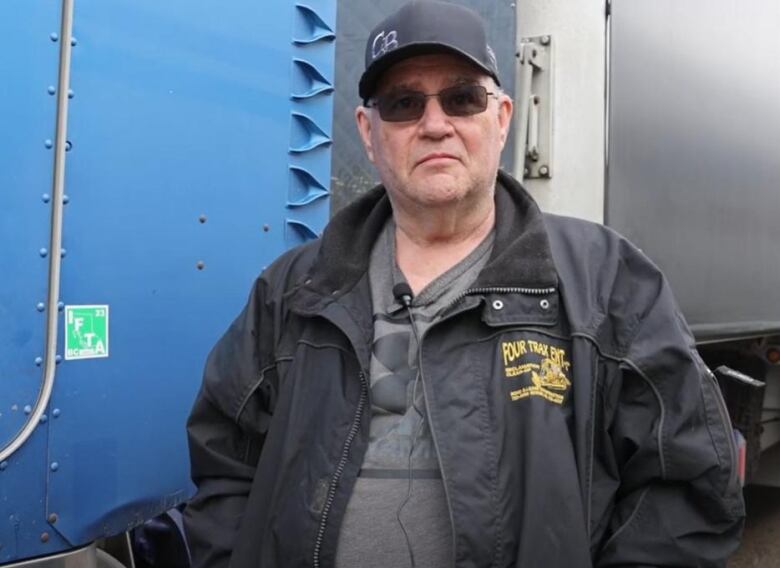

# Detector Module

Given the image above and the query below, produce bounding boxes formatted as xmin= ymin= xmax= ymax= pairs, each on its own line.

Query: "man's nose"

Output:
xmin=417 ymin=96 xmax=454 ymax=137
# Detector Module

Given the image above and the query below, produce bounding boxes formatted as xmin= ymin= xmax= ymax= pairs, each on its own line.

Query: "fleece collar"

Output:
xmin=299 ymin=170 xmax=558 ymax=304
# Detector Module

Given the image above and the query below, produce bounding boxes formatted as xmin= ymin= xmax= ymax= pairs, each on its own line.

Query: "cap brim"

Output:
xmin=358 ymin=42 xmax=500 ymax=102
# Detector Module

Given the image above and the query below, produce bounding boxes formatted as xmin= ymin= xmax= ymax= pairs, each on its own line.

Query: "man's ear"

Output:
xmin=497 ymin=94 xmax=513 ymax=149
xmin=355 ymin=105 xmax=375 ymax=163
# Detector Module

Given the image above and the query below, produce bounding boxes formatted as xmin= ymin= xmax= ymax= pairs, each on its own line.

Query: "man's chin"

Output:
xmin=406 ymin=179 xmax=472 ymax=207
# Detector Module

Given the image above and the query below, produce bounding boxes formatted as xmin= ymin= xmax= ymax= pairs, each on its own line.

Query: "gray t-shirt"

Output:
xmin=335 ymin=219 xmax=494 ymax=568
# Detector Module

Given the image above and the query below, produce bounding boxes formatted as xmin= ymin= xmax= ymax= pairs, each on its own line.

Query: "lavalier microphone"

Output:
xmin=392 ymin=282 xmax=414 ymax=308
xmin=392 ymin=280 xmax=422 ymax=568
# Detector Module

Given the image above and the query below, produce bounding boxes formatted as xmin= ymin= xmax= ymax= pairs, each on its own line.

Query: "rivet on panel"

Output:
xmin=42 ymin=193 xmax=51 ymax=203
xmin=35 ymin=357 xmax=43 ymax=367
xmin=50 ymin=462 xmax=59 ymax=472
xmin=47 ymin=513 xmax=58 ymax=524
xmin=40 ymin=414 xmax=48 ymax=424
xmin=262 ymin=224 xmax=270 ymax=232
xmin=52 ymin=408 xmax=61 ymax=418
xmin=36 ymin=302 xmax=45 ymax=312
xmin=67 ymin=89 xmax=74 ymax=99
xmin=23 ymin=405 xmax=32 ymax=415
xmin=55 ymin=355 xmax=62 ymax=364
xmin=198 ymin=214 xmax=207 ymax=224
xmin=39 ymin=248 xmax=48 ymax=257
xmin=62 ymin=195 xmax=70 ymax=204
xmin=60 ymin=248 xmax=67 ymax=258
xmin=47 ymin=86 xmax=56 ymax=95
xmin=44 ymin=140 xmax=53 ymax=149
xmin=0 ymin=462 xmax=7 ymax=471
xmin=539 ymin=165 xmax=550 ymax=177
xmin=57 ymin=302 xmax=64 ymax=312
xmin=40 ymin=532 xmax=50 ymax=543
xmin=196 ymin=260 xmax=205 ymax=270
xmin=50 ymin=33 xmax=59 ymax=42
xmin=70 ymin=37 xmax=78 ymax=46
xmin=65 ymin=141 xmax=72 ymax=152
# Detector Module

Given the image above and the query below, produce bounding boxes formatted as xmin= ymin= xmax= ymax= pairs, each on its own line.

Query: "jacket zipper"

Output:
xmin=313 ymin=370 xmax=368 ymax=568
xmin=415 ymin=329 xmax=459 ymax=565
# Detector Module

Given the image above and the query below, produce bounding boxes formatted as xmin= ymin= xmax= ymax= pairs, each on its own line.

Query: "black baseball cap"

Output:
xmin=359 ymin=1 xmax=501 ymax=103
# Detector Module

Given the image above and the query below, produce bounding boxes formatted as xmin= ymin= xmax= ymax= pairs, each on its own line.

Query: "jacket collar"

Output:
xmin=292 ymin=170 xmax=558 ymax=311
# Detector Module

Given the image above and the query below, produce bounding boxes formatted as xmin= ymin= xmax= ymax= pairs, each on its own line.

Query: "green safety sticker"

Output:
xmin=64 ymin=305 xmax=109 ymax=360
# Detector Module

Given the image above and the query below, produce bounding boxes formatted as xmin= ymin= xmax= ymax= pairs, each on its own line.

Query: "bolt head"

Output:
xmin=40 ymin=532 xmax=50 ymax=543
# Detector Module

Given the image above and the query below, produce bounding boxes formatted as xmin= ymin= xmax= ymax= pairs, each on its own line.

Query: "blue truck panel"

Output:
xmin=0 ymin=0 xmax=72 ymax=561
xmin=1 ymin=0 xmax=335 ymax=561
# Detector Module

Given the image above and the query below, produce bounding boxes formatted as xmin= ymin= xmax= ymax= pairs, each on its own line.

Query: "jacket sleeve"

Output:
xmin=596 ymin=274 xmax=745 ymax=567
xmin=183 ymin=278 xmax=274 ymax=568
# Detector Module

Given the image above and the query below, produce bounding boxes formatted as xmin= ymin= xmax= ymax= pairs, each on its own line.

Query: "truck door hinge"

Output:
xmin=514 ymin=36 xmax=553 ymax=180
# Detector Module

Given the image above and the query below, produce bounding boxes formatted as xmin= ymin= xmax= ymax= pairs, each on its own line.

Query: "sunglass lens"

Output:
xmin=378 ymin=92 xmax=426 ymax=122
xmin=440 ymin=85 xmax=488 ymax=116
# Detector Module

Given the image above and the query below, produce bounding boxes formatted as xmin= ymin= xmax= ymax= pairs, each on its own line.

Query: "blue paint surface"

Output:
xmin=1 ymin=0 xmax=335 ymax=560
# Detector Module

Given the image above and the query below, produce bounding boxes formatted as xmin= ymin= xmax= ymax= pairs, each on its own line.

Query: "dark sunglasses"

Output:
xmin=368 ymin=84 xmax=497 ymax=122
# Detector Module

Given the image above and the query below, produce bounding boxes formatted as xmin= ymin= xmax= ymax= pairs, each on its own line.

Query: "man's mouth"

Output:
xmin=416 ymin=153 xmax=459 ymax=166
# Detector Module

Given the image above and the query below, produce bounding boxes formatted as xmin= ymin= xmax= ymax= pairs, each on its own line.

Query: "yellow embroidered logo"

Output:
xmin=501 ymin=339 xmax=571 ymax=405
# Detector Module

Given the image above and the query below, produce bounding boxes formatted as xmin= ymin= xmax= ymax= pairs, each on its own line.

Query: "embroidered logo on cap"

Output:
xmin=486 ymin=45 xmax=497 ymax=69
xmin=372 ymin=30 xmax=399 ymax=59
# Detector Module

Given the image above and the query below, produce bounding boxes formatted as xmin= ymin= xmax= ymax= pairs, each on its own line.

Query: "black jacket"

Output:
xmin=184 ymin=171 xmax=744 ymax=567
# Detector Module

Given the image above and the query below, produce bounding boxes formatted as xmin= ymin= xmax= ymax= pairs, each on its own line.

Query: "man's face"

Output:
xmin=356 ymin=53 xmax=513 ymax=211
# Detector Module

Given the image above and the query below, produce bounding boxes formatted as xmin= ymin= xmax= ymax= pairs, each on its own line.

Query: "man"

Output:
xmin=184 ymin=2 xmax=744 ymax=566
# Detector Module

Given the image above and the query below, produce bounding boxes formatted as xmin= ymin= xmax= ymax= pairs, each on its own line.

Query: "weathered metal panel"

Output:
xmin=330 ymin=0 xmax=518 ymax=212
xmin=607 ymin=0 xmax=780 ymax=338
xmin=0 ymin=0 xmax=72 ymax=561
xmin=516 ymin=0 xmax=607 ymax=223
xmin=1 ymin=0 xmax=336 ymax=561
